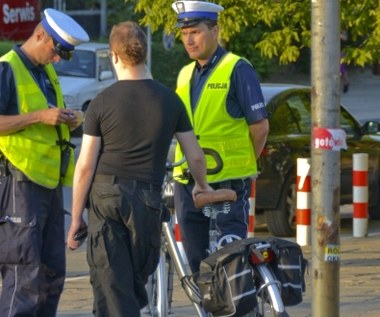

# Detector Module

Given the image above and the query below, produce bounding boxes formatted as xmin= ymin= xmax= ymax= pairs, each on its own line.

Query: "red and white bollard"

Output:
xmin=174 ymin=214 xmax=189 ymax=264
xmin=353 ymin=153 xmax=368 ymax=238
xmin=296 ymin=158 xmax=311 ymax=246
xmin=247 ymin=179 xmax=256 ymax=238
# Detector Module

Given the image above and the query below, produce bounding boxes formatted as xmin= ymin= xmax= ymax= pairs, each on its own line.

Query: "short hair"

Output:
xmin=109 ymin=21 xmax=147 ymax=66
xmin=202 ymin=19 xmax=217 ymax=29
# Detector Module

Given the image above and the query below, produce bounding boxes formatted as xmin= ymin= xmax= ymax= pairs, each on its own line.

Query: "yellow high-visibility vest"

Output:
xmin=174 ymin=52 xmax=256 ymax=184
xmin=0 ymin=50 xmax=74 ymax=188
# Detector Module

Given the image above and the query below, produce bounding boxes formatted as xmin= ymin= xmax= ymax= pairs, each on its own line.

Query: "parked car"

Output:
xmin=256 ymin=84 xmax=380 ymax=237
xmin=53 ymin=42 xmax=116 ymax=113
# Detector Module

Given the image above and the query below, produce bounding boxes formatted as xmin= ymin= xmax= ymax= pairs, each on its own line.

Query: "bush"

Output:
xmin=151 ymin=41 xmax=189 ymax=89
xmin=0 ymin=41 xmax=15 ymax=56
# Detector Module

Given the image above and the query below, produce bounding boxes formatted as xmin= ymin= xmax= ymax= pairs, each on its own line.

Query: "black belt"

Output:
xmin=93 ymin=174 xmax=161 ymax=191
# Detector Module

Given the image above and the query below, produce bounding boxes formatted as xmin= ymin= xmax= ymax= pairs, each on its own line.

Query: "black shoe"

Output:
xmin=343 ymin=84 xmax=349 ymax=93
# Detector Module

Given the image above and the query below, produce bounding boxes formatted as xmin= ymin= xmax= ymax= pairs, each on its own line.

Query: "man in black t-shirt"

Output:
xmin=66 ymin=21 xmax=212 ymax=317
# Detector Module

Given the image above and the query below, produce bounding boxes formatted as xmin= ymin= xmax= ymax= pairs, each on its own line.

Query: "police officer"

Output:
xmin=0 ymin=9 xmax=88 ymax=317
xmin=172 ymin=1 xmax=269 ymax=273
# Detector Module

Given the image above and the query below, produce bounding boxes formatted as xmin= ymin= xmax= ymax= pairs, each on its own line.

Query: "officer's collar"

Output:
xmin=14 ymin=45 xmax=42 ymax=71
xmin=195 ymin=46 xmax=227 ymax=71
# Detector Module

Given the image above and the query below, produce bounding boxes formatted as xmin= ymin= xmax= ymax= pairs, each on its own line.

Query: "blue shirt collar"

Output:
xmin=13 ymin=44 xmax=41 ymax=71
xmin=195 ymin=46 xmax=227 ymax=73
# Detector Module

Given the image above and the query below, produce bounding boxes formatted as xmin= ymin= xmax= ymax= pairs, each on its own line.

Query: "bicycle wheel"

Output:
xmin=254 ymin=264 xmax=289 ymax=317
xmin=145 ymin=250 xmax=169 ymax=317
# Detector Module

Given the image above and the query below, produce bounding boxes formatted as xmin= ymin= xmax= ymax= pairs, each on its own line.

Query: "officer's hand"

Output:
xmin=67 ymin=110 xmax=84 ymax=131
xmin=37 ymin=107 xmax=77 ymax=126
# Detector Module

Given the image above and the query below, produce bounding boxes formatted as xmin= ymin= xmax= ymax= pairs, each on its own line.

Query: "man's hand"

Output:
xmin=192 ymin=183 xmax=214 ymax=201
xmin=67 ymin=218 xmax=87 ymax=251
xmin=38 ymin=107 xmax=78 ymax=126
xmin=67 ymin=110 xmax=84 ymax=131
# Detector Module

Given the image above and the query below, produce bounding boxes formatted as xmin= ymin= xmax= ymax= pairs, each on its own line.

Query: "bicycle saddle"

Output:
xmin=194 ymin=189 xmax=237 ymax=209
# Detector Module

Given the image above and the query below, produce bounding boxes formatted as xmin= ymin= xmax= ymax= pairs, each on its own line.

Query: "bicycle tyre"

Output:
xmin=254 ymin=264 xmax=289 ymax=317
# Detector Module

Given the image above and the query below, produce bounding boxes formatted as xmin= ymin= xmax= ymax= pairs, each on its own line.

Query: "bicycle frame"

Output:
xmin=162 ymin=221 xmax=208 ymax=317
xmin=146 ymin=149 xmax=288 ymax=317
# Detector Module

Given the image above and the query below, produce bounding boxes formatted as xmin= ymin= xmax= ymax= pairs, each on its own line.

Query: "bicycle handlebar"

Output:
xmin=166 ymin=147 xmax=223 ymax=176
xmin=203 ymin=148 xmax=223 ymax=175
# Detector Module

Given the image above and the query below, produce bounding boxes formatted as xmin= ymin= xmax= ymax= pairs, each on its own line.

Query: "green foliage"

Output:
xmin=151 ymin=40 xmax=189 ymax=89
xmin=0 ymin=41 xmax=15 ymax=56
xmin=106 ymin=0 xmax=139 ymax=31
xmin=125 ymin=0 xmax=380 ymax=67
xmin=226 ymin=24 xmax=277 ymax=79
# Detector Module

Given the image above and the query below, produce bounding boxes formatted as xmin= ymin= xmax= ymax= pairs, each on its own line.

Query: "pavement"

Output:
xmin=340 ymin=66 xmax=380 ymax=124
xmin=57 ymin=218 xmax=380 ymax=317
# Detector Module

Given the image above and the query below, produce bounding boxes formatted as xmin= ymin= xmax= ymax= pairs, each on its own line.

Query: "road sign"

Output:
xmin=162 ymin=32 xmax=175 ymax=50
xmin=0 ymin=0 xmax=39 ymax=40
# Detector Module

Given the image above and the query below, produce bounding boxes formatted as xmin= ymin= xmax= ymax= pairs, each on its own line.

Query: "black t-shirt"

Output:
xmin=84 ymin=79 xmax=192 ymax=186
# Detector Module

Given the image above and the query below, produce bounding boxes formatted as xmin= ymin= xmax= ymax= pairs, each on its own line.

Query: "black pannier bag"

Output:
xmin=268 ymin=238 xmax=308 ymax=306
xmin=197 ymin=239 xmax=258 ymax=317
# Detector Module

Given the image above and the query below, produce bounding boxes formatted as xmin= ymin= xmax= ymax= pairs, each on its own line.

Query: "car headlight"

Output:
xmin=63 ymin=95 xmax=75 ymax=107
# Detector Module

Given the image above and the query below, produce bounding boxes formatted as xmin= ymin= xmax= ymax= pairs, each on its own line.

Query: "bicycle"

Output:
xmin=145 ymin=150 xmax=292 ymax=317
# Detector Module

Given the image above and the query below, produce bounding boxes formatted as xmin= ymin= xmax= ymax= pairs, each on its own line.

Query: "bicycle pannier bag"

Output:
xmin=197 ymin=239 xmax=257 ymax=317
xmin=268 ymin=238 xmax=308 ymax=306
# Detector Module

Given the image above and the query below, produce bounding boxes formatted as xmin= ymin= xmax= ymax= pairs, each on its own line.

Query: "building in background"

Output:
xmin=0 ymin=0 xmax=40 ymax=40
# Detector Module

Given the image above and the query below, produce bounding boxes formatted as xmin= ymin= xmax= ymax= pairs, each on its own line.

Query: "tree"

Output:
xmin=125 ymin=0 xmax=380 ymax=67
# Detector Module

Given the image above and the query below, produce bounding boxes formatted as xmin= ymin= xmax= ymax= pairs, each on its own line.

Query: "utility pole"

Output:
xmin=311 ymin=1 xmax=343 ymax=316
xmin=99 ymin=0 xmax=107 ymax=38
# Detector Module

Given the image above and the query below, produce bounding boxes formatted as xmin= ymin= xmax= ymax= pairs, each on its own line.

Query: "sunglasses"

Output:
xmin=52 ymin=38 xmax=73 ymax=60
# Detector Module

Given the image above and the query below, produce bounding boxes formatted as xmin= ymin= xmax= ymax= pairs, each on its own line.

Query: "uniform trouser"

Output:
xmin=0 ymin=173 xmax=66 ymax=317
xmin=174 ymin=178 xmax=252 ymax=273
xmin=87 ymin=178 xmax=166 ymax=317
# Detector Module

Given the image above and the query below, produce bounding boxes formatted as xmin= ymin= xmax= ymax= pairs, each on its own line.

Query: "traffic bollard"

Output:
xmin=296 ymin=158 xmax=311 ymax=246
xmin=353 ymin=153 xmax=368 ymax=237
xmin=248 ymin=179 xmax=256 ymax=238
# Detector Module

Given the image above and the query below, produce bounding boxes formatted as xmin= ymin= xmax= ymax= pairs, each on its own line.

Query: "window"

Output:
xmin=97 ymin=50 xmax=114 ymax=78
xmin=270 ymin=93 xmax=311 ymax=135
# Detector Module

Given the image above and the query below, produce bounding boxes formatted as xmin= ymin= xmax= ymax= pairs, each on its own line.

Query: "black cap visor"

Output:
xmin=176 ymin=18 xmax=214 ymax=28
xmin=53 ymin=38 xmax=73 ymax=60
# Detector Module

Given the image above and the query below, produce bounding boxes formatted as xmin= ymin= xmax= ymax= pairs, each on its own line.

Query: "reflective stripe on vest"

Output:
xmin=0 ymin=50 xmax=74 ymax=188
xmin=174 ymin=52 xmax=257 ymax=184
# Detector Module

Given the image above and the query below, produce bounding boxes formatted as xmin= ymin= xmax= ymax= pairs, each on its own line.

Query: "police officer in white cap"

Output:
xmin=172 ymin=1 xmax=270 ymax=274
xmin=0 ymin=8 xmax=88 ymax=317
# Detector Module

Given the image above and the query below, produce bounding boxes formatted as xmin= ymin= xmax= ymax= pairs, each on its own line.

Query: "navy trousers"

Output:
xmin=0 ymin=173 xmax=66 ymax=317
xmin=174 ymin=178 xmax=252 ymax=273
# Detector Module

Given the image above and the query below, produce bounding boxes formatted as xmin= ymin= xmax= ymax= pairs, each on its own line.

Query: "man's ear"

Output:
xmin=113 ymin=52 xmax=119 ymax=64
xmin=36 ymin=28 xmax=47 ymax=43
xmin=212 ymin=25 xmax=219 ymax=39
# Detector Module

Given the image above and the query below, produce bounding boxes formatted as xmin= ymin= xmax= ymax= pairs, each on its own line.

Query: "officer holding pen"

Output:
xmin=0 ymin=9 xmax=88 ymax=317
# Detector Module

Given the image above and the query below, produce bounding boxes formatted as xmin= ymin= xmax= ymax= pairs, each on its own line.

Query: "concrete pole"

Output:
xmin=147 ymin=26 xmax=152 ymax=71
xmin=99 ymin=0 xmax=107 ymax=38
xmin=311 ymin=1 xmax=341 ymax=316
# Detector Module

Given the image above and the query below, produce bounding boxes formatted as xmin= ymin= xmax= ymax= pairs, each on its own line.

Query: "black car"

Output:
xmin=257 ymin=84 xmax=380 ymax=237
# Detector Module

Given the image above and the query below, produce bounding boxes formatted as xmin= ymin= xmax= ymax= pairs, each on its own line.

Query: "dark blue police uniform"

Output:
xmin=0 ymin=8 xmax=88 ymax=317
xmin=174 ymin=46 xmax=268 ymax=273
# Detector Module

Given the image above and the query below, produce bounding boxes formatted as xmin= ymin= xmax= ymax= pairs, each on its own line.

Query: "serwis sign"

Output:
xmin=0 ymin=0 xmax=39 ymax=40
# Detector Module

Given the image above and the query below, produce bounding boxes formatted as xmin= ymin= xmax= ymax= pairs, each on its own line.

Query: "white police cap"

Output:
xmin=172 ymin=1 xmax=224 ymax=28
xmin=41 ymin=8 xmax=89 ymax=51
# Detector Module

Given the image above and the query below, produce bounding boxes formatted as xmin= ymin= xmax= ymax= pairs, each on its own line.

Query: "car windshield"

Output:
xmin=269 ymin=90 xmax=358 ymax=136
xmin=54 ymin=50 xmax=95 ymax=78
